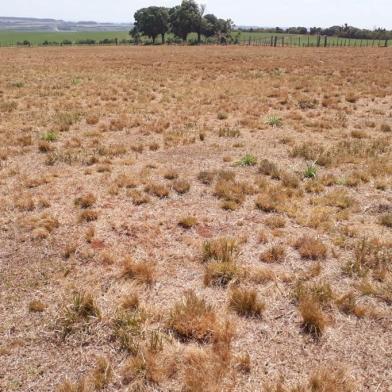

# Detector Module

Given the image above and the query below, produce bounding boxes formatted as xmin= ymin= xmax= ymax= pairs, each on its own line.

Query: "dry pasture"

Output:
xmin=0 ymin=45 xmax=392 ymax=391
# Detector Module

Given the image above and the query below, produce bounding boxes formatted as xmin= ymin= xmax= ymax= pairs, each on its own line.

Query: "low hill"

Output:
xmin=0 ymin=16 xmax=131 ymax=32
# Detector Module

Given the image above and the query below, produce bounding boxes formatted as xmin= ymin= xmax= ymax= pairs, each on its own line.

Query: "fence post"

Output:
xmin=385 ymin=39 xmax=388 ymax=47
xmin=282 ymin=37 xmax=284 ymax=47
xmin=274 ymin=36 xmax=277 ymax=47
xmin=324 ymin=36 xmax=327 ymax=47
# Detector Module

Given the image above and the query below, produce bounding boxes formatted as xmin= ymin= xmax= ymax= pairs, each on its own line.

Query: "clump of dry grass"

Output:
xmin=236 ymin=352 xmax=251 ymax=374
xmin=379 ymin=213 xmax=392 ymax=228
xmin=198 ymin=170 xmax=215 ymax=185
xmin=173 ymin=179 xmax=191 ymax=194
xmin=163 ymin=168 xmax=179 ymax=180
xmin=294 ymin=236 xmax=327 ymax=260
xmin=335 ymin=292 xmax=367 ymax=318
xmin=121 ymin=293 xmax=140 ymax=310
xmin=264 ymin=215 xmax=286 ymax=229
xmin=128 ymin=189 xmax=150 ymax=205
xmin=380 ymin=123 xmax=391 ymax=133
xmin=89 ymin=356 xmax=113 ymax=390
xmin=202 ymin=237 xmax=239 ymax=263
xmin=214 ymin=177 xmax=254 ymax=209
xmin=343 ymin=238 xmax=391 ymax=278
xmin=29 ymin=300 xmax=46 ymax=313
xmin=258 ymin=159 xmax=280 ymax=178
xmin=309 ymin=366 xmax=355 ymax=392
xmin=260 ymin=245 xmax=286 ymax=263
xmin=178 ymin=216 xmax=198 ymax=229
xmin=145 ymin=182 xmax=169 ymax=198
xmin=204 ymin=261 xmax=240 ymax=287
xmin=299 ymin=298 xmax=328 ymax=338
xmin=122 ymin=257 xmax=155 ymax=285
xmin=229 ymin=287 xmax=265 ymax=318
xmin=74 ymin=193 xmax=96 ymax=209
xmin=121 ymin=350 xmax=164 ymax=388
xmin=255 ymin=186 xmax=287 ymax=213
xmin=167 ymin=290 xmax=220 ymax=343
xmin=264 ymin=366 xmax=355 ymax=392
xmin=79 ymin=209 xmax=98 ymax=222
xmin=321 ymin=189 xmax=355 ymax=210
xmin=294 ymin=281 xmax=335 ymax=307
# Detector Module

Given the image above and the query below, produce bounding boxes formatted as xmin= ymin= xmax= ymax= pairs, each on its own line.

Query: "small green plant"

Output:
xmin=265 ymin=115 xmax=282 ymax=127
xmin=304 ymin=161 xmax=318 ymax=179
xmin=41 ymin=131 xmax=58 ymax=142
xmin=237 ymin=154 xmax=257 ymax=167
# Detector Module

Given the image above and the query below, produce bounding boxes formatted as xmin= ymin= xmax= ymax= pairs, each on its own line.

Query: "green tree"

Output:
xmin=132 ymin=6 xmax=169 ymax=44
xmin=169 ymin=0 xmax=200 ymax=42
xmin=202 ymin=14 xmax=233 ymax=42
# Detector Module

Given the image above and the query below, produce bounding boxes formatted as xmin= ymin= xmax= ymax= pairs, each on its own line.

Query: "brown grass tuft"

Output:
xmin=294 ymin=236 xmax=327 ymax=260
xmin=299 ymin=298 xmax=328 ymax=338
xmin=167 ymin=290 xmax=218 ymax=343
xmin=229 ymin=287 xmax=265 ymax=318
xmin=74 ymin=193 xmax=96 ymax=209
xmin=260 ymin=245 xmax=286 ymax=263
xmin=122 ymin=257 xmax=155 ymax=285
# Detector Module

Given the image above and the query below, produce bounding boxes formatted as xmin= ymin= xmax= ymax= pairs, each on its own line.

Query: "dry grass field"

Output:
xmin=0 ymin=45 xmax=392 ymax=391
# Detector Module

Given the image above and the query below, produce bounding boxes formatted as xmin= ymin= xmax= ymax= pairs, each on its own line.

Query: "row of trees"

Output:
xmin=243 ymin=24 xmax=392 ymax=40
xmin=131 ymin=1 xmax=233 ymax=44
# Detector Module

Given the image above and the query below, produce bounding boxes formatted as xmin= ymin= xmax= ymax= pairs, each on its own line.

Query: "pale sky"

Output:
xmin=2 ymin=0 xmax=392 ymax=29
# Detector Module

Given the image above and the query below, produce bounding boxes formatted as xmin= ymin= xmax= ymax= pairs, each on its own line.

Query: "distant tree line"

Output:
xmin=131 ymin=0 xmax=233 ymax=44
xmin=241 ymin=24 xmax=392 ymax=40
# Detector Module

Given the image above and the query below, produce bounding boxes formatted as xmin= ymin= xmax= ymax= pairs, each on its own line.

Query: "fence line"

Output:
xmin=0 ymin=35 xmax=389 ymax=48
xmin=238 ymin=35 xmax=389 ymax=48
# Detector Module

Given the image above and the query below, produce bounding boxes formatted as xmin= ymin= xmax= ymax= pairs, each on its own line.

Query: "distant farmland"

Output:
xmin=0 ymin=30 xmax=390 ymax=47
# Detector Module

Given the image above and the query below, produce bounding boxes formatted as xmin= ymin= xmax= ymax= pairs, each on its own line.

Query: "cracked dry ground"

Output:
xmin=0 ymin=46 xmax=392 ymax=391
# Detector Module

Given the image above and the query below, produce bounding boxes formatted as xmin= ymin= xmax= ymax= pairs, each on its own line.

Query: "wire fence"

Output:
xmin=240 ymin=35 xmax=390 ymax=47
xmin=0 ymin=35 xmax=389 ymax=48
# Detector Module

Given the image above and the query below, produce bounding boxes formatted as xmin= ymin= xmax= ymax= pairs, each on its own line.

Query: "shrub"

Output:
xmin=229 ymin=288 xmax=265 ymax=318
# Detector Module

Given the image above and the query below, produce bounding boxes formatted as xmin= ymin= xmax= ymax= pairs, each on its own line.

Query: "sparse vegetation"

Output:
xmin=2 ymin=44 xmax=391 ymax=391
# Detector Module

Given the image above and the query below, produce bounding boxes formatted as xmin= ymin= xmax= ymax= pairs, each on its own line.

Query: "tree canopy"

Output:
xmin=132 ymin=6 xmax=169 ymax=43
xmin=131 ymin=1 xmax=233 ymax=43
